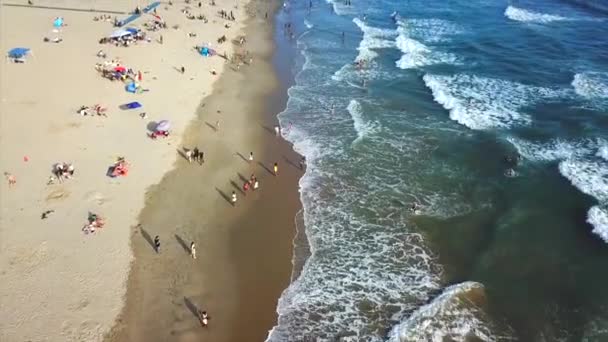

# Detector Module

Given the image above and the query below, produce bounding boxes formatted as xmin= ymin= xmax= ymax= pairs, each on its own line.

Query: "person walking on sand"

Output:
xmin=154 ymin=235 xmax=161 ymax=253
xmin=273 ymin=162 xmax=279 ymax=176
xmin=186 ymin=149 xmax=193 ymax=163
xmin=5 ymin=173 xmax=16 ymax=188
xmin=193 ymin=147 xmax=200 ymax=164
xmin=243 ymin=180 xmax=250 ymax=195
xmin=198 ymin=310 xmax=210 ymax=327
xmin=300 ymin=156 xmax=306 ymax=170
xmin=253 ymin=179 xmax=259 ymax=190
xmin=159 ymin=35 xmax=163 ymax=44
xmin=215 ymin=120 xmax=220 ymax=132
xmin=181 ymin=66 xmax=185 ymax=74
xmin=249 ymin=152 xmax=254 ymax=163
xmin=231 ymin=191 xmax=237 ymax=206
xmin=274 ymin=125 xmax=280 ymax=137
xmin=190 ymin=242 xmax=197 ymax=259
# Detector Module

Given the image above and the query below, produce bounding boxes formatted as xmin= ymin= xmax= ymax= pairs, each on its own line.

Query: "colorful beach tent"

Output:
xmin=8 ymin=48 xmax=30 ymax=58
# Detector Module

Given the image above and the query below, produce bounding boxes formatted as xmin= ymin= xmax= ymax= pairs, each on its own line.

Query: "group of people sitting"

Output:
xmin=149 ymin=130 xmax=170 ymax=139
xmin=99 ymin=31 xmax=148 ymax=47
xmin=110 ymin=157 xmax=130 ymax=177
xmin=52 ymin=162 xmax=75 ymax=183
xmin=77 ymin=104 xmax=107 ymax=117
xmin=82 ymin=212 xmax=105 ymax=234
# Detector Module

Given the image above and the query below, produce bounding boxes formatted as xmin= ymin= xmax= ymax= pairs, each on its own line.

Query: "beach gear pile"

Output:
xmin=197 ymin=46 xmax=216 ymax=57
xmin=109 ymin=157 xmax=130 ymax=177
xmin=150 ymin=120 xmax=171 ymax=139
xmin=82 ymin=212 xmax=105 ymax=234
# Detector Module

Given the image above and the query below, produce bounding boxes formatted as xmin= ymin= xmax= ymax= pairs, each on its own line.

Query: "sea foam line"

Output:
xmin=504 ymin=5 xmax=569 ymax=23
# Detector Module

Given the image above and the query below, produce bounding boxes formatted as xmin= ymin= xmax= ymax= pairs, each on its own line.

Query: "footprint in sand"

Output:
xmin=83 ymin=191 xmax=107 ymax=206
xmin=45 ymin=188 xmax=70 ymax=202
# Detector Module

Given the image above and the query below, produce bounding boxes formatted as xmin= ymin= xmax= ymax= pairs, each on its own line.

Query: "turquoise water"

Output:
xmin=268 ymin=0 xmax=608 ymax=341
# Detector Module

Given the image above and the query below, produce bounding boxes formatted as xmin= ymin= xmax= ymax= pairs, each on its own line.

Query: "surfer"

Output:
xmin=391 ymin=11 xmax=399 ymax=23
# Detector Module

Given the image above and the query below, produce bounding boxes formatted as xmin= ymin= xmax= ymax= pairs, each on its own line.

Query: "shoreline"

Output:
xmin=104 ymin=0 xmax=302 ymax=341
xmin=0 ymin=1 xmax=253 ymax=341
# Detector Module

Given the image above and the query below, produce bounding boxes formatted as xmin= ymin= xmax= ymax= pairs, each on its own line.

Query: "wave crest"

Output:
xmin=505 ymin=6 xmax=568 ymax=23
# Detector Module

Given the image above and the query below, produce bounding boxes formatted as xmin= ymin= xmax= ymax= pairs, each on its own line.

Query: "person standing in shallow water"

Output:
xmin=154 ymin=235 xmax=160 ymax=253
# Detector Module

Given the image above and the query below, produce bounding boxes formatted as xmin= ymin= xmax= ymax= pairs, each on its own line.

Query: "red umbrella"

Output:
xmin=114 ymin=66 xmax=126 ymax=73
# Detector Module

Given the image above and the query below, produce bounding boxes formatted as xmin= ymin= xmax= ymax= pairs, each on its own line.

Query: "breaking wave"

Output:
xmin=505 ymin=6 xmax=569 ymax=23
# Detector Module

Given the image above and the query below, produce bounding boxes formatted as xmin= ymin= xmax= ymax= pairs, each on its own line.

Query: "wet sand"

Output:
xmin=105 ymin=1 xmax=301 ymax=341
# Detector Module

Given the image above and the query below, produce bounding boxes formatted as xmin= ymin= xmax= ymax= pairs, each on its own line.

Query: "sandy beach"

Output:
xmin=105 ymin=0 xmax=303 ymax=340
xmin=0 ymin=0 xmax=298 ymax=341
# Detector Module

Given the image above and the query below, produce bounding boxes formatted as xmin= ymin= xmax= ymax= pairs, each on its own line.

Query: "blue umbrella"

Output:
xmin=125 ymin=27 xmax=139 ymax=35
xmin=8 ymin=48 xmax=30 ymax=58
xmin=53 ymin=17 xmax=63 ymax=28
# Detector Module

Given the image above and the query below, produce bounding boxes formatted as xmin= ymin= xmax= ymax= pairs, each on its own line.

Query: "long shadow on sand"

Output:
xmin=259 ymin=123 xmax=275 ymax=135
xmin=230 ymin=180 xmax=245 ymax=195
xmin=183 ymin=296 xmax=200 ymax=318
xmin=237 ymin=172 xmax=249 ymax=183
xmin=235 ymin=152 xmax=249 ymax=163
xmin=139 ymin=225 xmax=156 ymax=252
xmin=283 ymin=155 xmax=301 ymax=170
xmin=174 ymin=234 xmax=191 ymax=255
xmin=257 ymin=161 xmax=274 ymax=175
xmin=215 ymin=187 xmax=233 ymax=206
xmin=205 ymin=121 xmax=218 ymax=132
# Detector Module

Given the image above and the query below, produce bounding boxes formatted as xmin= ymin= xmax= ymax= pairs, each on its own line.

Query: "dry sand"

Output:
xmin=104 ymin=0 xmax=302 ymax=341
xmin=0 ymin=0 xmax=255 ymax=341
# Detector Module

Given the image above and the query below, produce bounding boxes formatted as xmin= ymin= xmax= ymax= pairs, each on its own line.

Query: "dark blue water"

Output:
xmin=268 ymin=0 xmax=608 ymax=341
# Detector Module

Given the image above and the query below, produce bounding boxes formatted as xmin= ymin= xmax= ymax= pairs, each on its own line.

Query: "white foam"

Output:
xmin=572 ymin=72 xmax=608 ymax=99
xmin=353 ymin=18 xmax=397 ymax=62
xmin=507 ymin=137 xmax=598 ymax=162
xmin=397 ymin=18 xmax=464 ymax=43
xmin=559 ymin=158 xmax=608 ymax=242
xmin=588 ymin=206 xmax=608 ymax=242
xmin=598 ymin=141 xmax=608 ymax=161
xmin=505 ymin=6 xmax=569 ymax=23
xmin=422 ymin=74 xmax=563 ymax=130
xmin=387 ymin=282 xmax=500 ymax=342
xmin=304 ymin=19 xmax=313 ymax=29
xmin=395 ymin=26 xmax=457 ymax=69
xmin=559 ymin=159 xmax=608 ymax=202
xmin=347 ymin=99 xmax=378 ymax=142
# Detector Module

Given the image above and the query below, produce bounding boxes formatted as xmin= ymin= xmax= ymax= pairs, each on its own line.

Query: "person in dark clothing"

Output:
xmin=154 ymin=235 xmax=160 ymax=253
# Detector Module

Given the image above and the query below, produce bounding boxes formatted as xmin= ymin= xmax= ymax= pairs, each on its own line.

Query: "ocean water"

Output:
xmin=268 ymin=0 xmax=608 ymax=341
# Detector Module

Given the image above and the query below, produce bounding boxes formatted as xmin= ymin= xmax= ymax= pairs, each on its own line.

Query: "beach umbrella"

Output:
xmin=125 ymin=27 xmax=139 ymax=35
xmin=53 ymin=17 xmax=63 ymax=28
xmin=7 ymin=47 xmax=30 ymax=59
xmin=125 ymin=83 xmax=137 ymax=93
xmin=156 ymin=120 xmax=171 ymax=131
xmin=114 ymin=65 xmax=127 ymax=73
